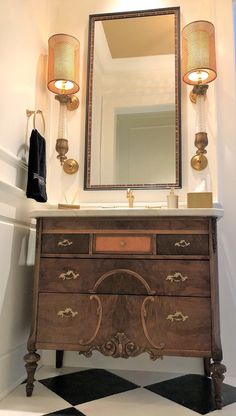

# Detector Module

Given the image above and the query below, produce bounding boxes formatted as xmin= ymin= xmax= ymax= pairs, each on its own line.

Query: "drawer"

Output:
xmin=39 ymin=258 xmax=210 ymax=297
xmin=157 ymin=234 xmax=209 ymax=255
xmin=41 ymin=234 xmax=89 ymax=254
xmin=36 ymin=294 xmax=211 ymax=355
xmin=94 ymin=234 xmax=153 ymax=254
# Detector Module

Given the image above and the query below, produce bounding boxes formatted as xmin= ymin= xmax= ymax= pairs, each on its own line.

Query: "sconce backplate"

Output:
xmin=63 ymin=158 xmax=79 ymax=174
xmin=67 ymin=95 xmax=80 ymax=111
xmin=191 ymin=154 xmax=208 ymax=171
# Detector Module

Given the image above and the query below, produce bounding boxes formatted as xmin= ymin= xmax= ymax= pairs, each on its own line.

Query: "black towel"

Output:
xmin=26 ymin=129 xmax=47 ymax=202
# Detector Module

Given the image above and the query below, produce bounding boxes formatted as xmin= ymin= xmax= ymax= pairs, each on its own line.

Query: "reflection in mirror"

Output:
xmin=84 ymin=8 xmax=181 ymax=189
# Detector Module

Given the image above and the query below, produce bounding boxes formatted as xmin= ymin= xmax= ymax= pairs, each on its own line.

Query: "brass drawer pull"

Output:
xmin=58 ymin=270 xmax=79 ymax=280
xmin=166 ymin=311 xmax=189 ymax=322
xmin=174 ymin=239 xmax=190 ymax=248
xmin=120 ymin=240 xmax=127 ymax=247
xmin=58 ymin=239 xmax=73 ymax=247
xmin=57 ymin=307 xmax=78 ymax=318
xmin=166 ymin=272 xmax=188 ymax=283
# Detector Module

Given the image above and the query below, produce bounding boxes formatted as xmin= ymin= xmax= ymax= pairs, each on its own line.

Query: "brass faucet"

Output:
xmin=126 ymin=188 xmax=134 ymax=208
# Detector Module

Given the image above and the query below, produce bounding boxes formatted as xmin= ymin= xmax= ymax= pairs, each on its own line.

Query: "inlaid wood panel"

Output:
xmin=94 ymin=234 xmax=153 ymax=254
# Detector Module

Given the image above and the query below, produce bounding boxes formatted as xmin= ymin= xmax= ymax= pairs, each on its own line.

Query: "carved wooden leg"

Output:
xmin=56 ymin=350 xmax=64 ymax=368
xmin=210 ymin=360 xmax=227 ymax=409
xmin=203 ymin=357 xmax=211 ymax=377
xmin=24 ymin=350 xmax=40 ymax=397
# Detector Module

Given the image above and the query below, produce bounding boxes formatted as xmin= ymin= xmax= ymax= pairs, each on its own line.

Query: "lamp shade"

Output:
xmin=48 ymin=33 xmax=80 ymax=95
xmin=182 ymin=21 xmax=216 ymax=85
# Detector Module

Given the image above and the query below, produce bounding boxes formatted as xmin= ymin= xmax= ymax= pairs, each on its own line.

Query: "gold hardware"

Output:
xmin=58 ymin=239 xmax=73 ymax=247
xmin=189 ymin=84 xmax=208 ymax=104
xmin=67 ymin=95 xmax=80 ymax=111
xmin=63 ymin=158 xmax=79 ymax=174
xmin=57 ymin=307 xmax=78 ymax=318
xmin=58 ymin=270 xmax=79 ymax=280
xmin=126 ymin=188 xmax=134 ymax=208
xmin=166 ymin=272 xmax=188 ymax=283
xmin=166 ymin=311 xmax=189 ymax=322
xmin=174 ymin=239 xmax=190 ymax=248
xmin=56 ymin=138 xmax=69 ymax=165
xmin=26 ymin=109 xmax=45 ymax=135
xmin=120 ymin=240 xmax=127 ymax=247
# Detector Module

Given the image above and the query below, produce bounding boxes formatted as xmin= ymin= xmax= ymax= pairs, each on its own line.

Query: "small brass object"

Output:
xmin=120 ymin=240 xmax=127 ymax=247
xmin=58 ymin=270 xmax=79 ymax=280
xmin=174 ymin=239 xmax=190 ymax=248
xmin=166 ymin=311 xmax=189 ymax=322
xmin=67 ymin=95 xmax=80 ymax=111
xmin=56 ymin=138 xmax=69 ymax=165
xmin=63 ymin=158 xmax=79 ymax=174
xmin=190 ymin=84 xmax=208 ymax=104
xmin=126 ymin=188 xmax=134 ymax=208
xmin=58 ymin=239 xmax=73 ymax=247
xmin=166 ymin=272 xmax=188 ymax=283
xmin=57 ymin=307 xmax=78 ymax=318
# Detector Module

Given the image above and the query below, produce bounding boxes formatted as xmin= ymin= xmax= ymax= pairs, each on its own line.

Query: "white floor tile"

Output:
xmin=211 ymin=402 xmax=236 ymax=415
xmin=0 ymin=381 xmax=69 ymax=416
xmin=35 ymin=365 xmax=89 ymax=380
xmin=109 ymin=369 xmax=182 ymax=386
xmin=77 ymin=388 xmax=199 ymax=416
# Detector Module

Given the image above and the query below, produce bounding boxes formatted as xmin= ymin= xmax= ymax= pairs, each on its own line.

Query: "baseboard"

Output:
xmin=0 ymin=344 xmax=41 ymax=400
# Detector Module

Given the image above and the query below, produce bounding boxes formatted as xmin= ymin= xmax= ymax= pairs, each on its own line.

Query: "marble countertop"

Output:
xmin=30 ymin=205 xmax=224 ymax=218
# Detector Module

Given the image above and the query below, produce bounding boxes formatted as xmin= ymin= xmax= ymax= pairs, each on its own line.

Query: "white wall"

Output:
xmin=42 ymin=0 xmax=236 ymax=379
xmin=0 ymin=0 xmax=49 ymax=399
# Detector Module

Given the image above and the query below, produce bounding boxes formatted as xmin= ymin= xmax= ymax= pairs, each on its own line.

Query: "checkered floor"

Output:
xmin=0 ymin=366 xmax=236 ymax=415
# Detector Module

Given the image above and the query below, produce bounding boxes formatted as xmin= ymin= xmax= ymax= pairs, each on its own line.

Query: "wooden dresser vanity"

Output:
xmin=24 ymin=210 xmax=226 ymax=409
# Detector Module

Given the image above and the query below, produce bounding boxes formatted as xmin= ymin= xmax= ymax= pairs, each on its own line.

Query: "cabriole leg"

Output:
xmin=24 ymin=350 xmax=40 ymax=397
xmin=210 ymin=360 xmax=227 ymax=409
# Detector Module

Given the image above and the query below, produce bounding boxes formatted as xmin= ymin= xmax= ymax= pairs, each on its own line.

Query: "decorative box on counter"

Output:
xmin=187 ymin=192 xmax=213 ymax=208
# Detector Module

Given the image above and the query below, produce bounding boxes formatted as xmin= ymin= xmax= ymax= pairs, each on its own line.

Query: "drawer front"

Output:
xmin=157 ymin=234 xmax=209 ymax=255
xmin=37 ymin=294 xmax=211 ymax=354
xmin=39 ymin=258 xmax=210 ymax=297
xmin=41 ymin=234 xmax=89 ymax=254
xmin=94 ymin=234 xmax=153 ymax=254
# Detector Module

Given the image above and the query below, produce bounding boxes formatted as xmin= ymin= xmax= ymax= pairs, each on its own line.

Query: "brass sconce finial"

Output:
xmin=47 ymin=33 xmax=80 ymax=174
xmin=182 ymin=20 xmax=217 ymax=171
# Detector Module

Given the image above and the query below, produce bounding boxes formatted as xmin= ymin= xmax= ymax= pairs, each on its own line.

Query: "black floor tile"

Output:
xmin=43 ymin=408 xmax=85 ymax=415
xmin=39 ymin=368 xmax=139 ymax=406
xmin=145 ymin=374 xmax=236 ymax=415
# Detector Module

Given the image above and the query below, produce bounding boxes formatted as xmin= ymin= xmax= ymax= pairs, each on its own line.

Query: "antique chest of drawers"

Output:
xmin=24 ymin=214 xmax=226 ymax=408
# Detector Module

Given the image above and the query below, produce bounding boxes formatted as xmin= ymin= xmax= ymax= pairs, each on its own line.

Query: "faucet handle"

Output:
xmin=126 ymin=188 xmax=134 ymax=208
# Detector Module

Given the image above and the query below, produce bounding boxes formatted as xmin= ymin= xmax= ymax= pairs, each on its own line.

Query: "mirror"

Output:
xmin=84 ymin=7 xmax=181 ymax=190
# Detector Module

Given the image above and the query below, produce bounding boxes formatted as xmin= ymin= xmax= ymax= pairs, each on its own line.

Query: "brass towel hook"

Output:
xmin=26 ymin=109 xmax=45 ymax=136
xmin=33 ymin=110 xmax=45 ymax=135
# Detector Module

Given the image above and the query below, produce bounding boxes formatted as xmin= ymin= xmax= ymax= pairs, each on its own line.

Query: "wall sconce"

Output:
xmin=47 ymin=33 xmax=80 ymax=174
xmin=182 ymin=21 xmax=217 ymax=170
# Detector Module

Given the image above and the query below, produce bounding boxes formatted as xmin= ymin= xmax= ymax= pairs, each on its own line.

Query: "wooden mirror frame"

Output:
xmin=84 ymin=7 xmax=181 ymax=190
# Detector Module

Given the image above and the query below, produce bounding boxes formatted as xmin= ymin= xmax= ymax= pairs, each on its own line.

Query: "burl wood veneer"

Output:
xmin=24 ymin=216 xmax=226 ymax=408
